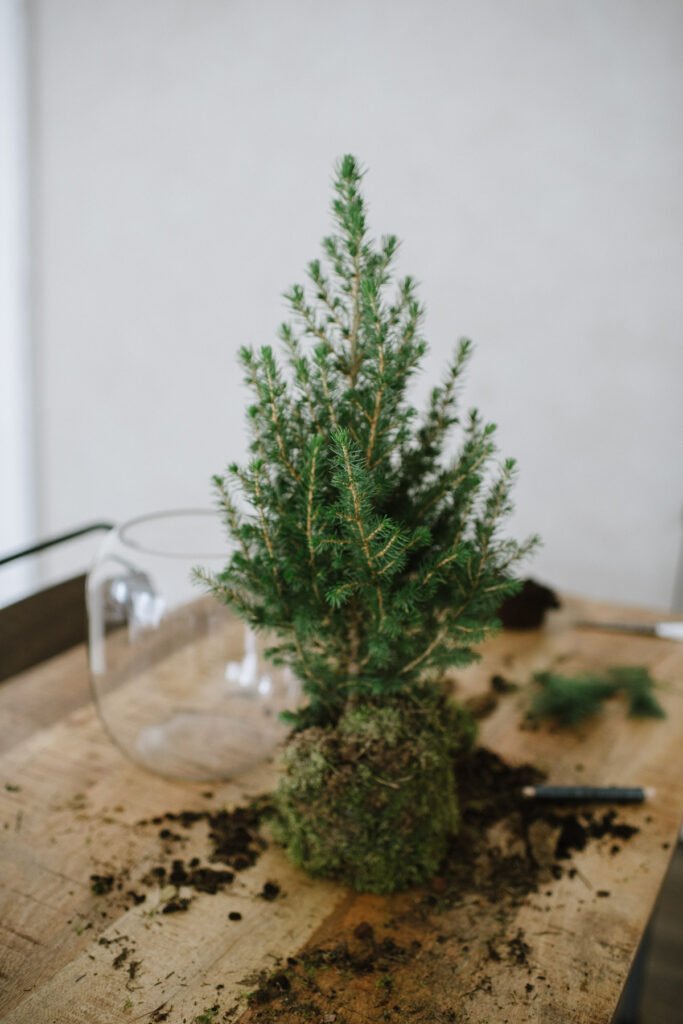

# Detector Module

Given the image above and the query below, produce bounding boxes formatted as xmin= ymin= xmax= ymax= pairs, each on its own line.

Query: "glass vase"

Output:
xmin=87 ymin=509 xmax=298 ymax=781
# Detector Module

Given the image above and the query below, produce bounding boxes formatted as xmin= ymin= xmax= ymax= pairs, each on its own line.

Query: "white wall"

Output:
xmin=30 ymin=0 xmax=683 ymax=609
xmin=0 ymin=0 xmax=34 ymax=604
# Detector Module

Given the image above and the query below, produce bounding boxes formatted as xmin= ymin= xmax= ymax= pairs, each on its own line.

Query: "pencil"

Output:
xmin=521 ymin=785 xmax=655 ymax=803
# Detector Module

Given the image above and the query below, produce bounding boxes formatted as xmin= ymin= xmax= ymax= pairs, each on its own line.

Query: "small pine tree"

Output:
xmin=198 ymin=155 xmax=536 ymax=732
xmin=198 ymin=156 xmax=537 ymax=891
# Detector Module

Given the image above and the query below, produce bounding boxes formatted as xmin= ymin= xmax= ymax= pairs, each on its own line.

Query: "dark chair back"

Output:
xmin=0 ymin=523 xmax=112 ymax=682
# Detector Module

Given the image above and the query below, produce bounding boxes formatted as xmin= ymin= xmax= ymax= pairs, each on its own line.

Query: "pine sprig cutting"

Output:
xmin=197 ymin=155 xmax=537 ymax=728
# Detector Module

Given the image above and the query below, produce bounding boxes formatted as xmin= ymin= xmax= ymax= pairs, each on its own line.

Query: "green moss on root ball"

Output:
xmin=271 ymin=690 xmax=475 ymax=894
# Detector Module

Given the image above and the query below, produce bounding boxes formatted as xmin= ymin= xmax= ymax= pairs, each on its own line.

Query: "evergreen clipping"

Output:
xmin=198 ymin=155 xmax=536 ymax=731
xmin=531 ymin=666 xmax=665 ymax=727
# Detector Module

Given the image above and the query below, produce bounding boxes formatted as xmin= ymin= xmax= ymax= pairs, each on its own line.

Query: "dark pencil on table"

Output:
xmin=521 ymin=785 xmax=655 ymax=803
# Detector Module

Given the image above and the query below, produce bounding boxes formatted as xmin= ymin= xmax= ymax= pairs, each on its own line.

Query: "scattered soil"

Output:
xmin=112 ymin=947 xmax=129 ymax=970
xmin=96 ymin=932 xmax=142 ymax=980
xmin=490 ymin=673 xmax=518 ymax=694
xmin=353 ymin=921 xmax=374 ymax=942
xmin=84 ymin=748 xmax=643 ymax=1023
xmin=87 ymin=800 xmax=271 ymax=923
xmin=507 ymin=929 xmax=531 ymax=966
xmin=89 ymin=874 xmax=114 ymax=895
xmin=552 ymin=809 xmax=639 ymax=860
xmin=161 ymin=897 xmax=191 ymax=914
xmin=141 ymin=801 xmax=269 ymax=871
xmin=234 ymin=747 xmax=644 ymax=1023
xmin=130 ymin=800 xmax=271 ymax=914
xmin=259 ymin=881 xmax=281 ymax=901
xmin=499 ymin=578 xmax=561 ymax=630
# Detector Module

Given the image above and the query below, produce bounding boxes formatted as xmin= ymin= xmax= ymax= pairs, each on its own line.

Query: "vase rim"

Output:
xmin=116 ymin=508 xmax=226 ymax=559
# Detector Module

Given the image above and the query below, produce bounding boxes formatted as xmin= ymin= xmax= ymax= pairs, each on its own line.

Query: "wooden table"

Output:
xmin=1 ymin=596 xmax=682 ymax=1023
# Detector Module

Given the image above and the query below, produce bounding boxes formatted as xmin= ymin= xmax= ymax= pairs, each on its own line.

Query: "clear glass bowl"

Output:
xmin=86 ymin=509 xmax=298 ymax=780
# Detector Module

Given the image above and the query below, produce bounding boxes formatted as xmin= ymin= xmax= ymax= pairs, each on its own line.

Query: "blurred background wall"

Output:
xmin=0 ymin=0 xmax=32 ymax=604
xmin=2 ymin=0 xmax=683 ymax=608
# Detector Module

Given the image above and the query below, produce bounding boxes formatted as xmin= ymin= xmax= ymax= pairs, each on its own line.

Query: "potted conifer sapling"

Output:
xmin=197 ymin=156 xmax=536 ymax=894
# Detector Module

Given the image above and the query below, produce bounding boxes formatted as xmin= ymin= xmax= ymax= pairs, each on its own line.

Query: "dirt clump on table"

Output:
xmin=498 ymin=577 xmax=560 ymax=630
xmin=142 ymin=801 xmax=269 ymax=869
xmin=88 ymin=800 xmax=271 ymax=918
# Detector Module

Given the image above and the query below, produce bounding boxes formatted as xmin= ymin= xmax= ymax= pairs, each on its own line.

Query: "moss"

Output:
xmin=193 ymin=1008 xmax=219 ymax=1024
xmin=271 ymin=688 xmax=475 ymax=893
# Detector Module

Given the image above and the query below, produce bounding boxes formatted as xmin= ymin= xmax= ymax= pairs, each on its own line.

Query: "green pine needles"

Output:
xmin=199 ymin=155 xmax=538 ymax=892
xmin=531 ymin=666 xmax=665 ymax=727
xmin=198 ymin=155 xmax=536 ymax=731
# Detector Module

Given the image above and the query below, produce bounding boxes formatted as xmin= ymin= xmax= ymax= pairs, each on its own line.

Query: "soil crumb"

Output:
xmin=112 ymin=947 xmax=129 ymax=969
xmin=259 ymin=881 xmax=281 ymax=901
xmin=89 ymin=874 xmax=114 ymax=896
xmin=491 ymin=673 xmax=518 ymax=694
xmin=499 ymin=578 xmax=560 ymax=630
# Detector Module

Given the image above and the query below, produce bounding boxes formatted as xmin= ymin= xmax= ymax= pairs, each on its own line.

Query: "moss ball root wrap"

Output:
xmin=271 ymin=692 xmax=475 ymax=894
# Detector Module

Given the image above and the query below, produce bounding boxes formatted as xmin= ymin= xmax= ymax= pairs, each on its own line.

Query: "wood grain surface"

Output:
xmin=1 ymin=596 xmax=682 ymax=1023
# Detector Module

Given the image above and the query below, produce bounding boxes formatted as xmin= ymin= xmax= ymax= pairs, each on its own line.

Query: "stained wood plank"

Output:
xmin=0 ymin=575 xmax=87 ymax=682
xmin=0 ymin=596 xmax=681 ymax=1023
xmin=0 ymin=644 xmax=90 ymax=754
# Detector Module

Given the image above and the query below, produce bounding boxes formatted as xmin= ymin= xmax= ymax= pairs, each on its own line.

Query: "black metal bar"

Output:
xmin=522 ymin=785 xmax=650 ymax=804
xmin=0 ymin=522 xmax=114 ymax=568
